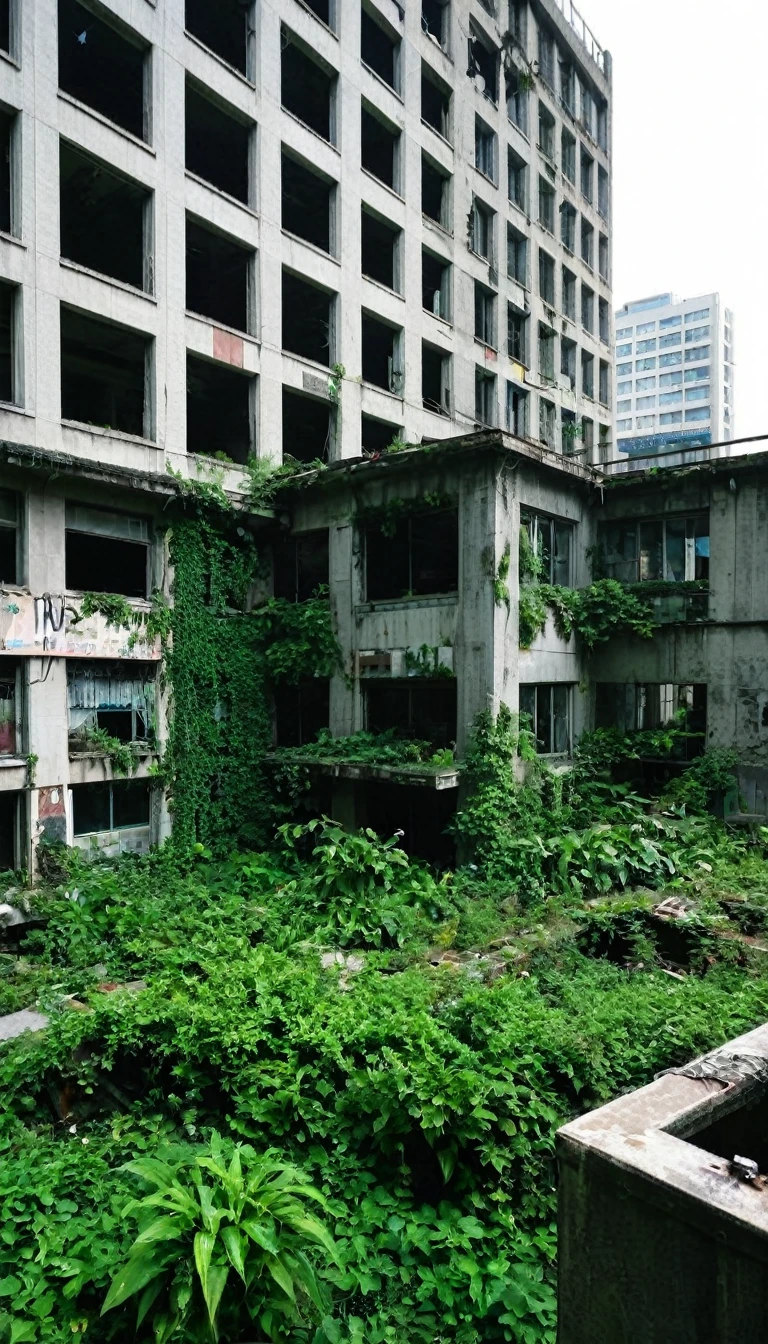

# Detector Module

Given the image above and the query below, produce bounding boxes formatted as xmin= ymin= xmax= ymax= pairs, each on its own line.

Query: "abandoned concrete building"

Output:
xmin=2 ymin=0 xmax=764 ymax=867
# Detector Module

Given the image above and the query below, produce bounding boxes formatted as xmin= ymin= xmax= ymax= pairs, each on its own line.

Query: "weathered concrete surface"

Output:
xmin=0 ymin=1008 xmax=49 ymax=1041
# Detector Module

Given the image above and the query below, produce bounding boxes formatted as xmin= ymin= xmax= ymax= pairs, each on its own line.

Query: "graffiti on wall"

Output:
xmin=0 ymin=593 xmax=160 ymax=659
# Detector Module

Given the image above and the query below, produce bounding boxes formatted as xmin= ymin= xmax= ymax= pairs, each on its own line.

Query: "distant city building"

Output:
xmin=613 ymin=293 xmax=734 ymax=460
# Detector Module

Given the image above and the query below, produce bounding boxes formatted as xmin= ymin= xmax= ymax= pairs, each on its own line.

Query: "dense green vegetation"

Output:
xmin=3 ymin=713 xmax=768 ymax=1342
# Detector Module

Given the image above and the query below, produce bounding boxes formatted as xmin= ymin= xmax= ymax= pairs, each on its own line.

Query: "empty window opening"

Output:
xmin=65 ymin=505 xmax=149 ymax=598
xmin=538 ymin=322 xmax=555 ymax=381
xmin=186 ymin=216 xmax=252 ymax=332
xmin=470 ymin=196 xmax=494 ymax=260
xmin=186 ymin=354 xmax=253 ymax=464
xmin=59 ymin=141 xmax=150 ymax=292
xmin=522 ymin=509 xmax=572 ymax=586
xmin=0 ymin=0 xmax=10 ymax=55
xmin=562 ymin=267 xmax=576 ymax=320
xmin=283 ymin=387 xmax=331 ymax=464
xmin=519 ymin=683 xmax=570 ymax=754
xmin=561 ymin=201 xmax=576 ymax=252
xmin=0 ymin=792 xmax=20 ymax=870
xmin=599 ymin=299 xmax=609 ymax=344
xmin=185 ymin=0 xmax=252 ymax=77
xmin=422 ymin=0 xmax=448 ymax=48
xmin=0 ymin=280 xmax=18 ymax=405
xmin=273 ymin=530 xmax=329 ymax=602
xmin=365 ymin=507 xmax=458 ymax=600
xmin=0 ymin=108 xmax=16 ymax=235
xmin=186 ymin=82 xmax=251 ymax=204
xmin=361 ymin=210 xmax=399 ymax=291
xmin=560 ymin=336 xmax=576 ymax=389
xmin=581 ymin=284 xmax=594 ymax=332
xmin=422 ymin=341 xmax=450 ymax=414
xmin=282 ymin=151 xmax=333 ymax=252
xmin=581 ymin=217 xmax=594 ymax=268
xmin=597 ymin=164 xmax=609 ymax=218
xmin=0 ymin=664 xmax=17 ymax=755
xmin=538 ymin=175 xmax=555 ymax=232
xmin=273 ymin=680 xmax=330 ymax=748
xmin=361 ymin=106 xmax=399 ymax=191
xmin=506 ymin=381 xmax=528 ymax=436
xmin=73 ymin=779 xmax=150 ymax=837
xmin=505 ymin=68 xmax=528 ymax=133
xmin=562 ymin=129 xmax=576 ymax=183
xmin=468 ymin=28 xmax=499 ymax=103
xmin=581 ymin=349 xmax=594 ymax=397
xmin=475 ymin=368 xmax=496 ymax=425
xmin=580 ymin=147 xmax=593 ymax=201
xmin=0 ymin=491 xmax=19 ymax=584
xmin=68 ymin=661 xmax=155 ymax=750
xmin=421 ymin=64 xmax=451 ymax=139
xmin=300 ymin=0 xmax=331 ymax=24
xmin=507 ymin=224 xmax=527 ymax=285
xmin=599 ymin=358 xmax=610 ymax=405
xmin=539 ymin=396 xmax=556 ymax=448
xmin=538 ymin=249 xmax=555 ymax=306
xmin=365 ymin=680 xmax=457 ymax=750
xmin=281 ymin=29 xmax=335 ymax=143
xmin=282 ymin=270 xmax=334 ymax=367
xmin=422 ymin=155 xmax=450 ymax=227
xmin=422 ymin=249 xmax=450 ymax=319
xmin=507 ymin=147 xmax=526 ymax=212
xmin=508 ymin=304 xmax=527 ymax=363
xmin=362 ymin=313 xmax=402 ymax=393
xmin=361 ymin=7 xmax=400 ymax=90
xmin=361 ymin=414 xmax=400 ymax=455
xmin=599 ymin=516 xmax=709 ymax=586
xmin=58 ymin=0 xmax=148 ymax=141
xmin=537 ymin=101 xmax=555 ymax=157
xmin=474 ymin=282 xmax=495 ymax=346
xmin=60 ymin=307 xmax=150 ymax=438
xmin=475 ymin=116 xmax=496 ymax=179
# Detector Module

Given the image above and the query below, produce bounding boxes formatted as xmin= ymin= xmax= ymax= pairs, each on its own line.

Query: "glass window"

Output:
xmin=616 ymin=417 xmax=632 ymax=430
xmin=73 ymin=780 xmax=150 ymax=835
xmin=685 ymin=325 xmax=710 ymax=343
xmin=684 ymin=345 xmax=710 ymax=363
xmin=658 ymin=351 xmax=682 ymax=367
xmin=519 ymin=683 xmax=571 ymax=754
xmin=520 ymin=510 xmax=572 ymax=586
xmin=635 ymin=357 xmax=656 ymax=371
xmin=659 ymin=411 xmax=682 ymax=425
xmin=616 ymin=327 xmax=632 ymax=339
xmin=659 ymin=315 xmax=681 ymax=329
xmin=616 ymin=361 xmax=631 ymax=376
xmin=636 ymin=395 xmax=655 ymax=409
xmin=684 ymin=365 xmax=710 ymax=383
xmin=659 ymin=391 xmax=682 ymax=405
xmin=616 ymin=343 xmax=631 ymax=357
xmin=617 ymin=380 xmax=631 ymax=395
xmin=599 ymin=515 xmax=709 ymax=584
xmin=595 ymin=683 xmax=706 ymax=759
xmin=365 ymin=509 xmax=459 ymax=600
xmin=684 ymin=308 xmax=710 ymax=323
xmin=636 ymin=338 xmax=657 ymax=353
xmin=659 ymin=370 xmax=682 ymax=387
xmin=685 ymin=406 xmax=710 ymax=423
xmin=685 ymin=385 xmax=709 ymax=402
xmin=636 ymin=321 xmax=656 ymax=334
xmin=636 ymin=414 xmax=655 ymax=428
xmin=659 ymin=332 xmax=680 ymax=349
xmin=635 ymin=375 xmax=656 ymax=391
xmin=616 ymin=398 xmax=631 ymax=413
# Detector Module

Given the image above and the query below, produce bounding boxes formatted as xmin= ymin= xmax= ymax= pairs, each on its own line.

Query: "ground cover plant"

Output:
xmin=3 ymin=711 xmax=768 ymax=1343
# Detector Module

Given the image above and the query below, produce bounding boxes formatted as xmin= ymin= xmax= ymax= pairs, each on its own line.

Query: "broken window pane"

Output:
xmin=58 ymin=0 xmax=147 ymax=141
xmin=186 ymin=216 xmax=252 ymax=332
xmin=186 ymin=355 xmax=254 ymax=464
xmin=60 ymin=142 xmax=150 ymax=292
xmin=519 ymin=683 xmax=572 ymax=753
xmin=185 ymin=0 xmax=251 ymax=76
xmin=521 ymin=510 xmax=572 ymax=586
xmin=595 ymin=683 xmax=707 ymax=760
xmin=468 ymin=28 xmax=498 ymax=103
xmin=60 ymin=307 xmax=150 ymax=438
xmin=423 ymin=249 xmax=450 ymax=320
xmin=365 ymin=509 xmax=458 ymax=601
xmin=73 ymin=779 xmax=150 ymax=834
xmin=422 ymin=0 xmax=448 ymax=49
xmin=361 ymin=313 xmax=402 ymax=392
xmin=281 ymin=30 xmax=335 ymax=142
xmin=68 ymin=661 xmax=155 ymax=750
xmin=185 ymin=83 xmax=251 ymax=204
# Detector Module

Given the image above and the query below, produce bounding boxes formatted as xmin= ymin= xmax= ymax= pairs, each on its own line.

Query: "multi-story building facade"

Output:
xmin=613 ymin=292 xmax=735 ymax=462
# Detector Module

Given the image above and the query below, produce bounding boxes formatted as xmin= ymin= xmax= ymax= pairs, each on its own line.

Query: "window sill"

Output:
xmin=420 ymin=119 xmax=453 ymax=151
xmin=61 ymin=420 xmax=158 ymax=448
xmin=184 ymin=30 xmax=255 ymax=87
xmin=184 ymin=171 xmax=258 ymax=217
xmin=0 ymin=758 xmax=25 ymax=769
xmin=361 ymin=381 xmax=403 ymax=402
xmin=281 ymin=107 xmax=340 ymax=155
xmin=422 ymin=214 xmax=453 ymax=239
xmin=0 ymin=231 xmax=25 ymax=250
xmin=362 ymin=275 xmax=404 ymax=301
xmin=282 ymin=350 xmax=333 ymax=379
xmin=0 ymin=402 xmax=32 ymax=418
xmin=361 ymin=62 xmax=403 ymax=104
xmin=57 ymin=91 xmax=155 ymax=155
xmin=507 ymin=119 xmax=530 ymax=144
xmin=60 ymin=258 xmax=156 ymax=303
xmin=185 ymin=310 xmax=258 ymax=343
xmin=356 ymin=594 xmax=457 ymax=615
xmin=474 ymin=339 xmax=498 ymax=354
xmin=361 ymin=169 xmax=405 ymax=205
xmin=422 ymin=307 xmax=453 ymax=330
xmin=474 ymin=166 xmax=498 ymax=189
xmin=281 ymin=229 xmax=340 ymax=264
xmin=0 ymin=50 xmax=20 ymax=71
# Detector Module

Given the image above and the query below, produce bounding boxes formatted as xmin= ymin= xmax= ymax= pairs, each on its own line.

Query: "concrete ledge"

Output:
xmin=266 ymin=754 xmax=460 ymax=789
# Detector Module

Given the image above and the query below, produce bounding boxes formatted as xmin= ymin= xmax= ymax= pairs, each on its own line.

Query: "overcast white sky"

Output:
xmin=581 ymin=0 xmax=768 ymax=440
